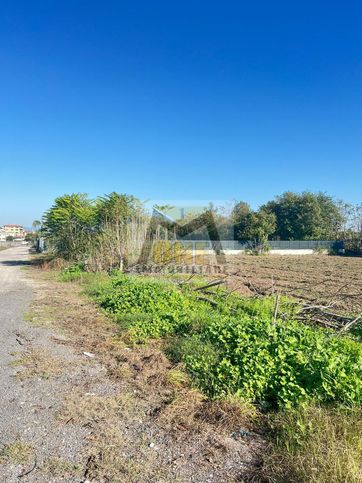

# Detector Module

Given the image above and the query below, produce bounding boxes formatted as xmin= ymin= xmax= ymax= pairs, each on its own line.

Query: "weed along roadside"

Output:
xmin=49 ymin=263 xmax=362 ymax=482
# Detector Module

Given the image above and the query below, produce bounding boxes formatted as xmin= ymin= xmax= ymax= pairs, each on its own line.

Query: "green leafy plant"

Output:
xmin=181 ymin=314 xmax=362 ymax=408
xmin=87 ymin=273 xmax=362 ymax=409
xmin=91 ymin=274 xmax=211 ymax=342
xmin=58 ymin=263 xmax=85 ymax=282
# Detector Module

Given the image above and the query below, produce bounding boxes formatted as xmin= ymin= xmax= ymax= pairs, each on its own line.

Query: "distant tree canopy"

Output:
xmin=231 ymin=201 xmax=251 ymax=224
xmin=32 ymin=220 xmax=41 ymax=230
xmin=261 ymin=192 xmax=345 ymax=241
xmin=95 ymin=192 xmax=142 ymax=226
xmin=25 ymin=233 xmax=35 ymax=242
xmin=173 ymin=207 xmax=234 ymax=240
xmin=237 ymin=209 xmax=276 ymax=253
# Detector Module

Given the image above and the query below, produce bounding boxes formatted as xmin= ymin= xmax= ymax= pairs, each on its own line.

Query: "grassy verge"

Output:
xmin=58 ymin=267 xmax=362 ymax=481
xmin=262 ymin=405 xmax=362 ymax=482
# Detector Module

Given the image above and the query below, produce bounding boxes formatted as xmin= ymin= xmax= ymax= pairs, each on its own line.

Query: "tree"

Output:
xmin=342 ymin=202 xmax=362 ymax=255
xmin=231 ymin=201 xmax=252 ymax=241
xmin=42 ymin=193 xmax=95 ymax=260
xmin=6 ymin=235 xmax=14 ymax=242
xmin=350 ymin=203 xmax=362 ymax=234
xmin=237 ymin=209 xmax=276 ymax=254
xmin=263 ymin=191 xmax=345 ymax=240
xmin=231 ymin=201 xmax=251 ymax=224
xmin=94 ymin=192 xmax=144 ymax=269
xmin=25 ymin=233 xmax=34 ymax=242
xmin=95 ymin=192 xmax=141 ymax=226
xmin=42 ymin=192 xmax=148 ymax=269
xmin=29 ymin=219 xmax=42 ymax=245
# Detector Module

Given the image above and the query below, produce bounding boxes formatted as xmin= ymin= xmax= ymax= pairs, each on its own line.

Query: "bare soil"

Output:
xmin=224 ymin=254 xmax=362 ymax=313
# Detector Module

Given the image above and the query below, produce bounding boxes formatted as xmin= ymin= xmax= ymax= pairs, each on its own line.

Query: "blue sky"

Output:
xmin=1 ymin=1 xmax=362 ymax=226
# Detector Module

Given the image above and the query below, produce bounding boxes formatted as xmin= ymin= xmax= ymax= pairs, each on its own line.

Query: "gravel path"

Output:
xmin=0 ymin=246 xmax=100 ymax=482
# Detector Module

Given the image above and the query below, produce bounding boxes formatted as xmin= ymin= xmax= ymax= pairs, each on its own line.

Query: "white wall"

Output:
xmin=222 ymin=249 xmax=327 ymax=255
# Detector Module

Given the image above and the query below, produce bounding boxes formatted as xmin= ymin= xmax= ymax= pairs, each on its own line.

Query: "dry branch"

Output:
xmin=193 ymin=280 xmax=225 ymax=292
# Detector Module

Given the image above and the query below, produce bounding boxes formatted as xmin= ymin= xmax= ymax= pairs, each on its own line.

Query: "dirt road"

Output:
xmin=0 ymin=247 xmax=90 ymax=481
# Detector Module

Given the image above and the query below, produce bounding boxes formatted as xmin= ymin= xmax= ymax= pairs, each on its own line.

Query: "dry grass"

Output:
xmin=196 ymin=398 xmax=258 ymax=433
xmin=58 ymin=391 xmax=140 ymax=426
xmin=57 ymin=391 xmax=171 ymax=482
xmin=262 ymin=405 xmax=362 ymax=483
xmin=41 ymin=457 xmax=82 ymax=478
xmin=37 ymin=256 xmax=70 ymax=271
xmin=158 ymin=390 xmax=258 ymax=438
xmin=116 ymin=343 xmax=173 ymax=386
xmin=11 ymin=347 xmax=63 ymax=380
xmin=23 ymin=306 xmax=57 ymax=328
xmin=0 ymin=440 xmax=34 ymax=465
xmin=84 ymin=427 xmax=173 ymax=482
xmin=158 ymin=388 xmax=206 ymax=432
xmin=166 ymin=367 xmax=191 ymax=388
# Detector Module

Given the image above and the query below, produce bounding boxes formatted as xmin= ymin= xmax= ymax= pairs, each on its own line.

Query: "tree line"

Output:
xmin=231 ymin=192 xmax=361 ymax=253
xmin=167 ymin=192 xmax=361 ymax=252
xmin=39 ymin=191 xmax=362 ymax=266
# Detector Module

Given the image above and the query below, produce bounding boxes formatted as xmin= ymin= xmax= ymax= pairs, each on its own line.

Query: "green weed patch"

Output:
xmin=86 ymin=273 xmax=362 ymax=409
xmin=89 ymin=274 xmax=211 ymax=342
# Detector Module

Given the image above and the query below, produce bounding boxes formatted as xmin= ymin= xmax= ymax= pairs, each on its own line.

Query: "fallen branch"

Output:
xmin=339 ymin=314 xmax=362 ymax=333
xmin=196 ymin=296 xmax=219 ymax=307
xmin=193 ymin=280 xmax=225 ymax=292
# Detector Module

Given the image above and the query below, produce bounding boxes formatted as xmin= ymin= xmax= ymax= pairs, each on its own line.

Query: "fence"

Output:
xmin=176 ymin=239 xmax=343 ymax=252
xmin=143 ymin=239 xmax=343 ymax=267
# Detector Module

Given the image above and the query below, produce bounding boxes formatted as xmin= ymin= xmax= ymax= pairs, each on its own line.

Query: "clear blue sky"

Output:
xmin=1 ymin=1 xmax=362 ymax=226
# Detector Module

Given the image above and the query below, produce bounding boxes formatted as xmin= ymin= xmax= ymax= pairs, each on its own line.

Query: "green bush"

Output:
xmin=344 ymin=234 xmax=362 ymax=256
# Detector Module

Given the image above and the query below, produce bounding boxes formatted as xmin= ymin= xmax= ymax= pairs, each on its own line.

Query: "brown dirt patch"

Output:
xmin=225 ymin=254 xmax=362 ymax=312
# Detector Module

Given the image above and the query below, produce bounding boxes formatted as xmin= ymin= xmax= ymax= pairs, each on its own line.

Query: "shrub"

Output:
xmin=344 ymin=234 xmax=362 ymax=256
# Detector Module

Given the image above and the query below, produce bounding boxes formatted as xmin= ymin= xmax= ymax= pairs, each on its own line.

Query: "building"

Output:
xmin=2 ymin=224 xmax=26 ymax=240
xmin=0 ymin=229 xmax=6 ymax=242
